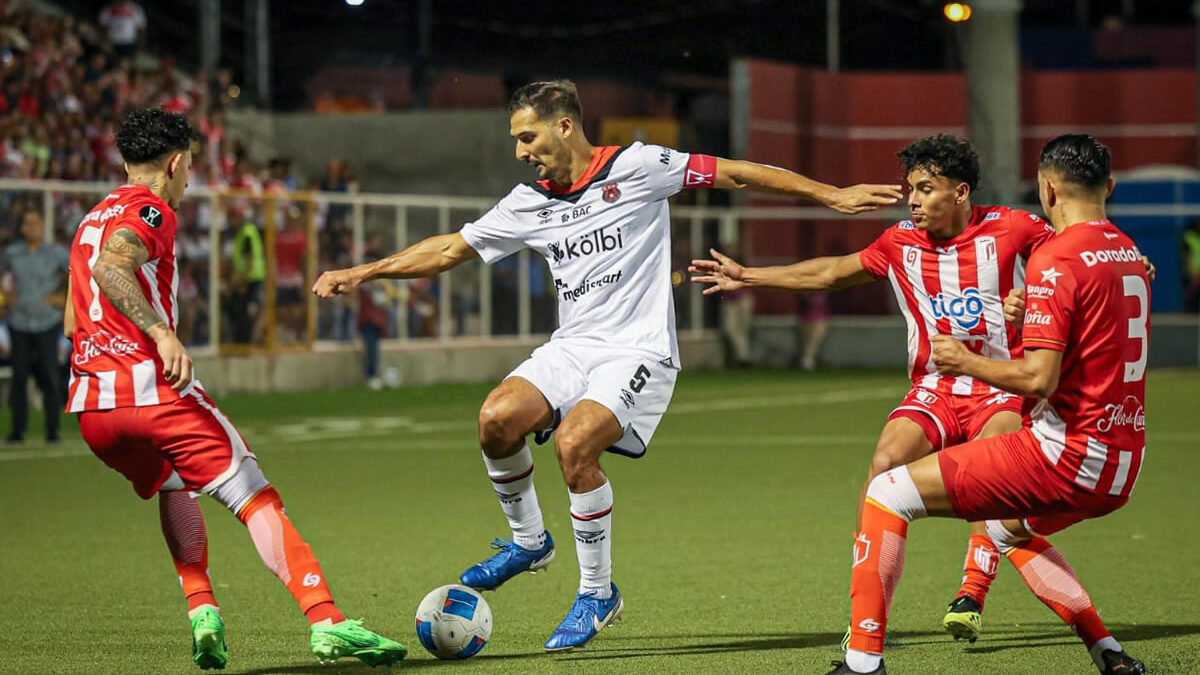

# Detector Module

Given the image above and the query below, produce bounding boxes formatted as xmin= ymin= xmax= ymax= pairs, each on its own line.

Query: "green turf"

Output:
xmin=1 ymin=369 xmax=1197 ymax=674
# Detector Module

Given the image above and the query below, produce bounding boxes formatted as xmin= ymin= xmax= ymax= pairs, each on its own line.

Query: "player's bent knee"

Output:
xmin=985 ymin=519 xmax=1031 ymax=554
xmin=478 ymin=401 xmax=522 ymax=451
xmin=209 ymin=457 xmax=270 ymax=514
xmin=864 ymin=465 xmax=928 ymax=522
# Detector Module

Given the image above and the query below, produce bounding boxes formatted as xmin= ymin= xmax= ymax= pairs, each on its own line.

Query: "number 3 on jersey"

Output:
xmin=79 ymin=224 xmax=105 ymax=320
xmin=1122 ymin=274 xmax=1148 ymax=383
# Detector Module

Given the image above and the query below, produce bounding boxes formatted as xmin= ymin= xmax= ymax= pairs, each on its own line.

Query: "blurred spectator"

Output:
xmin=98 ymin=1 xmax=145 ymax=58
xmin=1184 ymin=219 xmax=1200 ymax=312
xmin=5 ymin=209 xmax=68 ymax=443
xmin=358 ymin=237 xmax=389 ymax=389
xmin=228 ymin=209 xmax=265 ymax=343
xmin=717 ymin=242 xmax=754 ymax=368
xmin=275 ymin=204 xmax=308 ymax=341
xmin=798 ymin=292 xmax=830 ymax=372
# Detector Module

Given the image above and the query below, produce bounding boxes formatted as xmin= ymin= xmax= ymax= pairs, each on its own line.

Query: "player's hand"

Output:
xmin=1142 ymin=255 xmax=1156 ymax=282
xmin=151 ymin=328 xmax=193 ymax=392
xmin=1003 ymin=288 xmax=1026 ymax=325
xmin=312 ymin=269 xmax=361 ymax=298
xmin=689 ymin=248 xmax=748 ymax=295
xmin=826 ymin=184 xmax=904 ymax=215
xmin=931 ymin=335 xmax=970 ymax=376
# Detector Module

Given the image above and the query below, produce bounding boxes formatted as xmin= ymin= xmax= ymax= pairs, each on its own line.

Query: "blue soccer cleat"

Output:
xmin=459 ymin=531 xmax=555 ymax=591
xmin=543 ymin=583 xmax=623 ymax=651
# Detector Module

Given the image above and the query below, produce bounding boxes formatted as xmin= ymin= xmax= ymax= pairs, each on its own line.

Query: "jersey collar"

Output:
xmin=529 ymin=146 xmax=625 ymax=204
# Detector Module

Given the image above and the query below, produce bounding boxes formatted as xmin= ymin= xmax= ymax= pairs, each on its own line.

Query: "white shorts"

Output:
xmin=508 ymin=338 xmax=678 ymax=458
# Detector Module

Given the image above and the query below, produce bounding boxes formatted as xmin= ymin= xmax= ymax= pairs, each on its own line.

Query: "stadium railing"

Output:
xmin=2 ymin=179 xmax=1196 ymax=363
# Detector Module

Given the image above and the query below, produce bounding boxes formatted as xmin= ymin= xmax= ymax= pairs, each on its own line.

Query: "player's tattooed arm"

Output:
xmin=92 ymin=228 xmax=168 ymax=338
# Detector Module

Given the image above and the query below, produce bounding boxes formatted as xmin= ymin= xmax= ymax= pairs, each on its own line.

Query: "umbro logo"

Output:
xmin=574 ymin=529 xmax=606 ymax=544
xmin=537 ymin=208 xmax=553 ymax=218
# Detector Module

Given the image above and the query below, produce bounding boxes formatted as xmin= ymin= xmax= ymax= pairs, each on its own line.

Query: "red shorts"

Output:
xmin=890 ymin=387 xmax=1022 ymax=450
xmin=938 ymin=428 xmax=1128 ymax=535
xmin=79 ymin=388 xmax=253 ymax=499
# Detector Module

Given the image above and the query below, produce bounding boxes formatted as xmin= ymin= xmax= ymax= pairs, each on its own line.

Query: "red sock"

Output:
xmin=160 ymin=491 xmax=217 ymax=612
xmin=1007 ymin=537 xmax=1110 ymax=648
xmin=957 ymin=533 xmax=1000 ymax=609
xmin=849 ymin=499 xmax=909 ymax=655
xmin=237 ymin=487 xmax=345 ymax=625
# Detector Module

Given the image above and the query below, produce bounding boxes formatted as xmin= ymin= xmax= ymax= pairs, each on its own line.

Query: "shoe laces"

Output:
xmin=559 ymin=590 xmax=601 ymax=631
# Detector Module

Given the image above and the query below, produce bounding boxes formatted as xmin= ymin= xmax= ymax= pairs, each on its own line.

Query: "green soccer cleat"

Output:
xmin=943 ymin=595 xmax=983 ymax=643
xmin=190 ymin=606 xmax=228 ymax=670
xmin=310 ymin=618 xmax=407 ymax=667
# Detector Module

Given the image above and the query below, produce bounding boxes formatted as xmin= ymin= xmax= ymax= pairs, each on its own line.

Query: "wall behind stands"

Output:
xmin=229 ymin=109 xmax=529 ymax=196
xmin=734 ymin=58 xmax=1198 ymax=315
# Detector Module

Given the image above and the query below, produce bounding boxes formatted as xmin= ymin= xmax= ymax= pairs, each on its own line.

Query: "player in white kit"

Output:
xmin=312 ymin=79 xmax=902 ymax=651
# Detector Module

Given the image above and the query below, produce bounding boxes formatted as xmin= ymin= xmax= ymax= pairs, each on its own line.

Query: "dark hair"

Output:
xmin=116 ymin=108 xmax=193 ymax=165
xmin=1038 ymin=134 xmax=1111 ymax=190
xmin=898 ymin=134 xmax=980 ymax=191
xmin=507 ymin=79 xmax=583 ymax=123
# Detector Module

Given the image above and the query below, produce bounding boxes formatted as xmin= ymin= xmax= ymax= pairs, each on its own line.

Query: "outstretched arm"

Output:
xmin=312 ymin=232 xmax=479 ymax=298
xmin=689 ymin=248 xmax=873 ymax=294
xmin=92 ymin=228 xmax=192 ymax=390
xmin=713 ymin=159 xmax=903 ymax=214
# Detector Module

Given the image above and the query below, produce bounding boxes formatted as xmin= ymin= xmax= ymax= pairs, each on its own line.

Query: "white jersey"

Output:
xmin=461 ymin=142 xmax=715 ymax=366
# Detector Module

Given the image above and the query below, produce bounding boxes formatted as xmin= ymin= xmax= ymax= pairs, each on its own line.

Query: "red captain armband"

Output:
xmin=683 ymin=154 xmax=717 ymax=188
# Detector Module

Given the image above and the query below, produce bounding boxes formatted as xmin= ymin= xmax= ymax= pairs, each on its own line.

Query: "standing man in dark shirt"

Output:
xmin=6 ymin=208 xmax=70 ymax=442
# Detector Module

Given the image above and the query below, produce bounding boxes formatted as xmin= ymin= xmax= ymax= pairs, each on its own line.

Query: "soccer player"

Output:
xmin=825 ymin=134 xmax=1148 ymax=674
xmin=311 ymin=79 xmax=903 ymax=651
xmin=66 ymin=108 xmax=405 ymax=670
xmin=691 ymin=135 xmax=1057 ymax=640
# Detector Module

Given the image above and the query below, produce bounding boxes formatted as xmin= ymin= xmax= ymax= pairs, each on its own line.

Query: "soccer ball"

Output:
xmin=414 ymin=584 xmax=492 ymax=660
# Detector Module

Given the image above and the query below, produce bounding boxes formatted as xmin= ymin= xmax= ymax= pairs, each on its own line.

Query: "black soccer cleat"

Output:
xmin=1099 ymin=649 xmax=1146 ymax=675
xmin=825 ymin=660 xmax=887 ymax=675
xmin=942 ymin=594 xmax=983 ymax=643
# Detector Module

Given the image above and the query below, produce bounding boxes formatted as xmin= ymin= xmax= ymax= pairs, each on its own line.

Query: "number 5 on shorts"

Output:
xmin=629 ymin=365 xmax=651 ymax=393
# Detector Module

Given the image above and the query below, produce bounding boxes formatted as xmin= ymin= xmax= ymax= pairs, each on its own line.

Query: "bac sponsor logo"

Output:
xmin=1097 ymin=395 xmax=1145 ymax=433
xmin=929 ymin=287 xmax=985 ymax=330
xmin=547 ymin=225 xmax=624 ymax=266
xmin=1079 ymin=245 xmax=1140 ymax=267
xmin=73 ymin=329 xmax=140 ymax=366
xmin=1024 ymin=309 xmax=1052 ymax=326
xmin=554 ymin=270 xmax=624 ymax=302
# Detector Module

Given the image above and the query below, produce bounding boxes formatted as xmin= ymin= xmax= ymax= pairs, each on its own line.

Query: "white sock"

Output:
xmin=1089 ymin=636 xmax=1122 ymax=669
xmin=568 ymin=480 xmax=613 ymax=599
xmin=482 ymin=445 xmax=545 ymax=550
xmin=846 ymin=648 xmax=882 ymax=673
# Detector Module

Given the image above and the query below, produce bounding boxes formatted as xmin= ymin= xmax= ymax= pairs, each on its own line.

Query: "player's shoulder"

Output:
xmin=978 ymin=204 xmax=1045 ymax=227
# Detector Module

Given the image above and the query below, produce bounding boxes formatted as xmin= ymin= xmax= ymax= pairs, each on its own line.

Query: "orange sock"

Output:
xmin=1007 ymin=537 xmax=1110 ymax=648
xmin=236 ymin=487 xmax=345 ymax=625
xmin=160 ymin=491 xmax=217 ymax=612
xmin=957 ymin=533 xmax=1000 ymax=608
xmin=849 ymin=499 xmax=910 ymax=655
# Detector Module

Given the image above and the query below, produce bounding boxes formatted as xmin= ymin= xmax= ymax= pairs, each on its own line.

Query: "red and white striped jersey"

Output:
xmin=860 ymin=205 xmax=1055 ymax=396
xmin=1023 ymin=220 xmax=1148 ymax=497
xmin=66 ymin=184 xmax=185 ymax=412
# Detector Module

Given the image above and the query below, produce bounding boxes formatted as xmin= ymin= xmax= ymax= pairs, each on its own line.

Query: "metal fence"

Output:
xmin=2 ymin=178 xmax=1197 ymax=358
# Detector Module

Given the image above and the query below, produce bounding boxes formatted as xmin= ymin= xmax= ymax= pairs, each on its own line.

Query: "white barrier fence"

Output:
xmin=1 ymin=178 xmax=1197 ymax=359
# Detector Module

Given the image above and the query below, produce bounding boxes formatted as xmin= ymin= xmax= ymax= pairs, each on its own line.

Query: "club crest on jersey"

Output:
xmin=139 ymin=205 xmax=162 ymax=228
xmin=601 ymin=182 xmax=621 ymax=203
xmin=929 ymin=287 xmax=985 ymax=329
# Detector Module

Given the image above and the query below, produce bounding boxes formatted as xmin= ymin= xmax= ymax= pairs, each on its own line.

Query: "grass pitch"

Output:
xmin=1 ymin=369 xmax=1197 ymax=674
